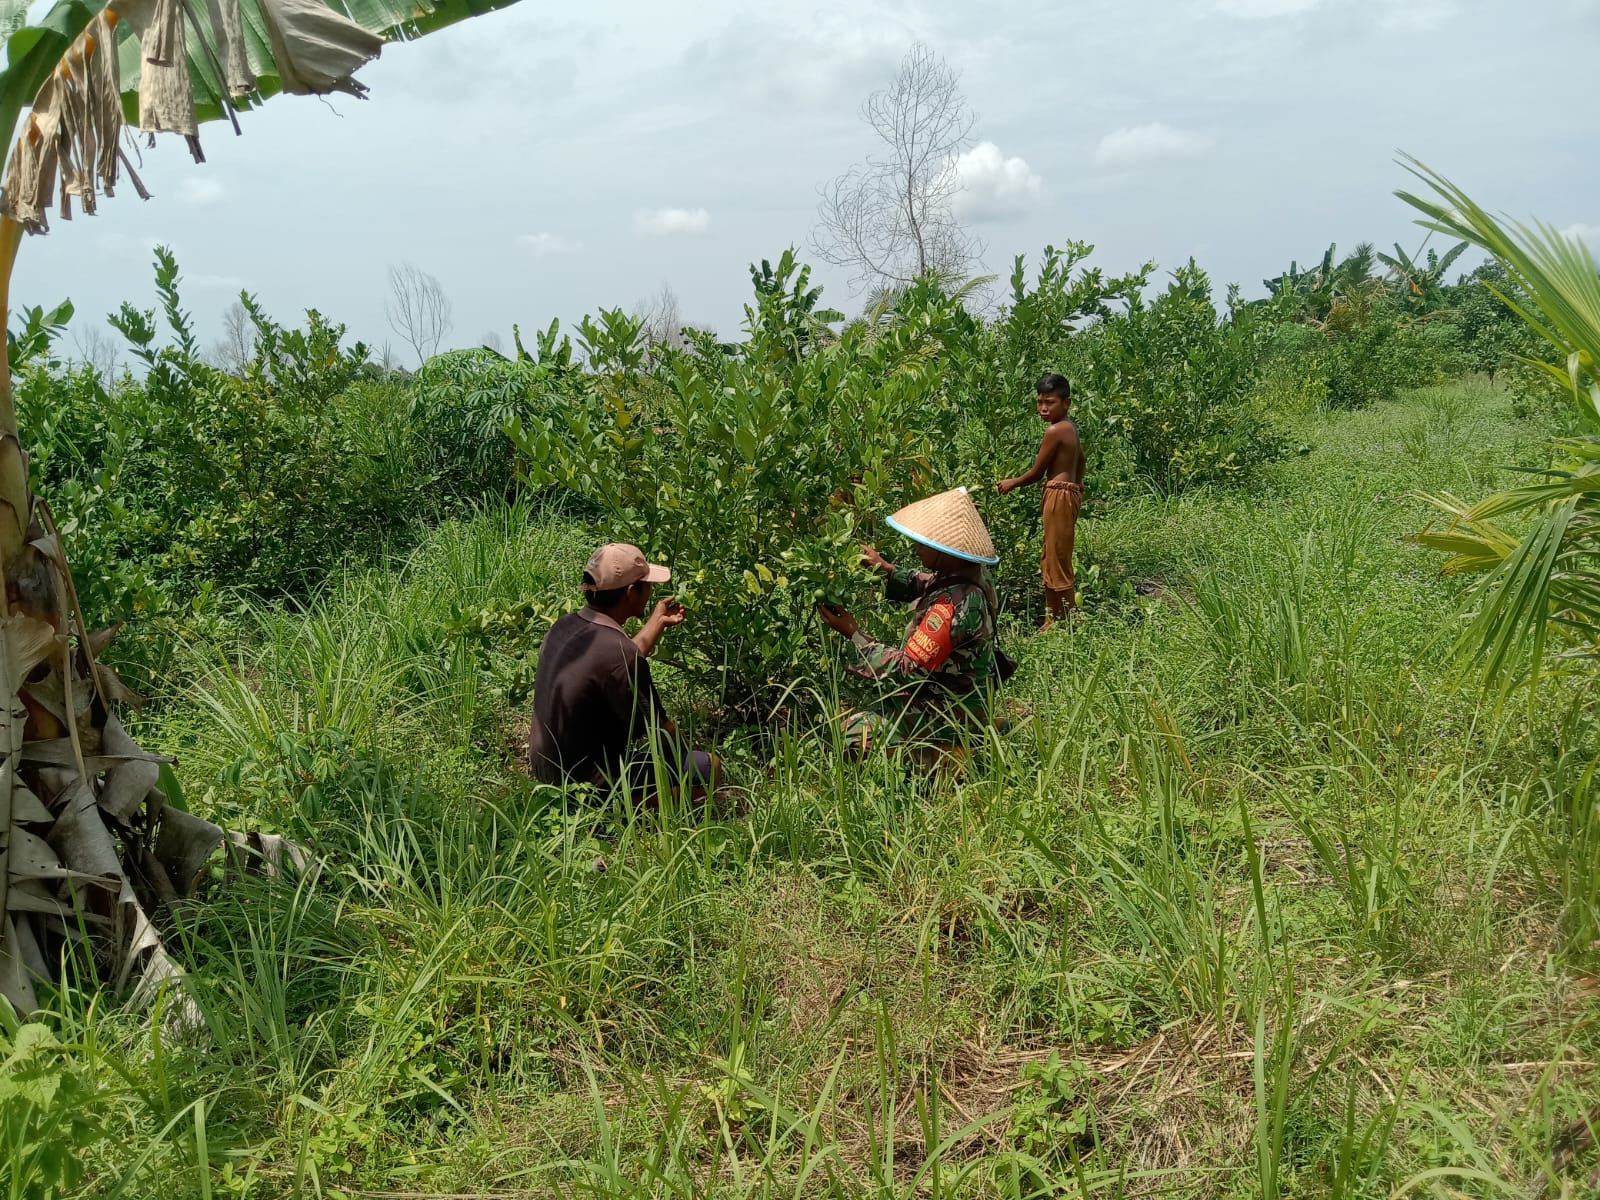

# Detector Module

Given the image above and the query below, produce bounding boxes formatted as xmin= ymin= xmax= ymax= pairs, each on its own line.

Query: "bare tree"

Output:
xmin=480 ymin=330 xmax=505 ymax=355
xmin=208 ymin=299 xmax=257 ymax=374
xmin=385 ymin=262 xmax=454 ymax=364
xmin=812 ymin=43 xmax=983 ymax=291
xmin=70 ymin=323 xmax=119 ymax=380
xmin=634 ymin=281 xmax=689 ymax=365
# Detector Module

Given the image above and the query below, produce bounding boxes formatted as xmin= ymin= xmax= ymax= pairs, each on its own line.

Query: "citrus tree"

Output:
xmin=508 ymin=251 xmax=964 ymax=718
xmin=0 ymin=0 xmax=519 ymax=1013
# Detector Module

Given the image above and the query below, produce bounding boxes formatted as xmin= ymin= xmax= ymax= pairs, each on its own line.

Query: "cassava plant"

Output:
xmin=0 ymin=0 xmax=521 ymax=1014
xmin=410 ymin=324 xmax=584 ymax=506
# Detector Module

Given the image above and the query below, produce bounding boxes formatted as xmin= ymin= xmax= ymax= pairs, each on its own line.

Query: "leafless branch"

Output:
xmin=206 ymin=300 xmax=256 ymax=375
xmin=70 ymin=323 xmax=120 ymax=380
xmin=634 ymin=281 xmax=689 ymax=366
xmin=811 ymin=42 xmax=983 ymax=292
xmin=385 ymin=262 xmax=454 ymax=365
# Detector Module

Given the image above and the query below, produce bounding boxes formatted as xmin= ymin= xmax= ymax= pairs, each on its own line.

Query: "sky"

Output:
xmin=11 ymin=0 xmax=1599 ymax=363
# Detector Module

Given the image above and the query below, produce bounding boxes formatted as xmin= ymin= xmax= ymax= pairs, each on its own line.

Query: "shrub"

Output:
xmin=509 ymin=253 xmax=965 ymax=714
xmin=1254 ymin=322 xmax=1331 ymax=414
xmin=1321 ymin=319 xmax=1409 ymax=410
xmin=1077 ymin=262 xmax=1286 ymax=492
xmin=20 ymin=250 xmax=428 ymax=678
xmin=408 ymin=322 xmax=585 ymax=507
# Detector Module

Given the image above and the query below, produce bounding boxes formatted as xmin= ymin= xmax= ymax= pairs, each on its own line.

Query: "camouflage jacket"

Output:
xmin=848 ymin=566 xmax=998 ymax=707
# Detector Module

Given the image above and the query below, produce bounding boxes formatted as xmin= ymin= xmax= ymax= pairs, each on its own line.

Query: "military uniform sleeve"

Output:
xmin=848 ymin=585 xmax=975 ymax=679
xmin=883 ymin=566 xmax=934 ymax=604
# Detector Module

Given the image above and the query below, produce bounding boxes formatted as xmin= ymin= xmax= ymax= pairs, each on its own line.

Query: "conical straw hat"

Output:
xmin=885 ymin=486 xmax=999 ymax=565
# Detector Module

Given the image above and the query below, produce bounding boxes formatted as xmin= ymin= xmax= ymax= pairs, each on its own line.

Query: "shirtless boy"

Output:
xmin=997 ymin=374 xmax=1084 ymax=628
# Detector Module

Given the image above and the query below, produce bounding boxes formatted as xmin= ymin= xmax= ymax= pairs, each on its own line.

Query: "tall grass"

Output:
xmin=8 ymin=382 xmax=1598 ymax=1198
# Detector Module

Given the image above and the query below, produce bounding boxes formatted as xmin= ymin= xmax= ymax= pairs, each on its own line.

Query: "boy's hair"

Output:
xmin=1036 ymin=373 xmax=1071 ymax=401
xmin=584 ymin=574 xmax=643 ymax=611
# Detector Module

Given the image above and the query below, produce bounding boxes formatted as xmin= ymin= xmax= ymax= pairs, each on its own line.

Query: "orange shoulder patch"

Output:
xmin=905 ymin=599 xmax=956 ymax=670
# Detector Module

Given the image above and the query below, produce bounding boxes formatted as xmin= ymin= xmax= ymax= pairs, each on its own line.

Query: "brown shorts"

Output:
xmin=1042 ymin=480 xmax=1082 ymax=595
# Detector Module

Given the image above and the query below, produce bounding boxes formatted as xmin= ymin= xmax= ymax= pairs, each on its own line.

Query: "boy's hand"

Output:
xmin=817 ymin=602 xmax=859 ymax=638
xmin=652 ymin=597 xmax=687 ymax=627
xmin=860 ymin=544 xmax=894 ymax=574
xmin=996 ymin=478 xmax=1016 ymax=495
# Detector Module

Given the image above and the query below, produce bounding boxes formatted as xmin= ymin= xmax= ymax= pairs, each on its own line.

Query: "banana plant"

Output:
xmin=1376 ymin=237 xmax=1469 ymax=312
xmin=1263 ymin=243 xmax=1338 ymax=321
xmin=1399 ymin=157 xmax=1600 ymax=690
xmin=0 ymin=0 xmax=519 ymax=1013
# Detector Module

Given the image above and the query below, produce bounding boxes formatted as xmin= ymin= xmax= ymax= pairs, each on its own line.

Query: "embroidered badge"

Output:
xmin=906 ymin=600 xmax=956 ymax=669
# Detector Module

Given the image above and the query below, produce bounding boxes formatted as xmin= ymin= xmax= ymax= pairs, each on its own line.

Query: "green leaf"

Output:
xmin=2 ymin=0 xmax=526 ymax=200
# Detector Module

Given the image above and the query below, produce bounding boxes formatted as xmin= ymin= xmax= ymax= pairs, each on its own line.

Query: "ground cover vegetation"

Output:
xmin=3 ymin=158 xmax=1599 ymax=1197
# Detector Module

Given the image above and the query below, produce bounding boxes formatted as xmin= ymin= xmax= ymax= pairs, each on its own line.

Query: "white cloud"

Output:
xmin=1378 ymin=0 xmax=1457 ymax=32
xmin=1560 ymin=223 xmax=1600 ymax=250
xmin=1215 ymin=0 xmax=1456 ymax=27
xmin=517 ymin=232 xmax=584 ymax=257
xmin=175 ymin=176 xmax=226 ymax=205
xmin=953 ymin=142 xmax=1044 ymax=222
xmin=682 ymin=10 xmax=914 ymax=110
xmin=1092 ymin=124 xmax=1215 ymax=172
xmin=634 ymin=207 xmax=710 ymax=237
xmin=1216 ymin=0 xmax=1321 ymax=16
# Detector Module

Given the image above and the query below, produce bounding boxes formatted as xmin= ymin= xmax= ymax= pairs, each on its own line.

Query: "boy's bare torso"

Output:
xmin=1041 ymin=418 xmax=1084 ymax=485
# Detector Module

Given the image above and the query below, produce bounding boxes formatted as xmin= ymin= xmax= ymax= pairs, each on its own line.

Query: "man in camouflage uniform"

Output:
xmin=817 ymin=487 xmax=1001 ymax=753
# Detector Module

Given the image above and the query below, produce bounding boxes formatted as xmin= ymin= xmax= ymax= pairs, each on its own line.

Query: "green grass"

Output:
xmin=10 ymin=380 xmax=1600 ymax=1198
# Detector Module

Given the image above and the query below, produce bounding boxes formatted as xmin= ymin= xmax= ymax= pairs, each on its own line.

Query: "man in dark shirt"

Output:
xmin=528 ymin=543 xmax=717 ymax=799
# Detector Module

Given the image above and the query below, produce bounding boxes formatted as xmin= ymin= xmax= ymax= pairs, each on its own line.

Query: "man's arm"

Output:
xmin=617 ymin=656 xmax=683 ymax=748
xmin=998 ymin=425 xmax=1068 ymax=494
xmin=825 ymin=588 xmax=969 ymax=681
xmin=632 ymin=596 xmax=685 ymax=657
xmin=862 ymin=543 xmax=932 ymax=602
xmin=884 ymin=563 xmax=934 ymax=603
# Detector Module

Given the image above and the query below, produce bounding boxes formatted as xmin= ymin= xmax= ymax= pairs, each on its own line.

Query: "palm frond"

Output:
xmin=1463 ymin=472 xmax=1600 ymax=524
xmin=1401 ymin=162 xmax=1600 ymax=691
xmin=1397 ymin=155 xmax=1600 ymax=426
xmin=1436 ymin=240 xmax=1469 ymax=279
xmin=1468 ymin=498 xmax=1575 ymax=685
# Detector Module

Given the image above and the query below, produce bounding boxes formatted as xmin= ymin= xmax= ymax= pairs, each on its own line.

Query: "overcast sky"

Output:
xmin=12 ymin=0 xmax=1598 ymax=362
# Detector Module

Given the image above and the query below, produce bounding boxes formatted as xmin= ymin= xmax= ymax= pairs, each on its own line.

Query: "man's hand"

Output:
xmin=652 ymin=596 xmax=687 ymax=627
xmin=633 ymin=596 xmax=685 ymax=656
xmin=817 ymin=602 xmax=860 ymax=638
xmin=996 ymin=478 xmax=1017 ymax=495
xmin=860 ymin=544 xmax=895 ymax=575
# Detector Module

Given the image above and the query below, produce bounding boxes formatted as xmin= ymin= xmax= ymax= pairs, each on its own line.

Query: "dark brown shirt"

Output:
xmin=527 ymin=608 xmax=665 ymax=786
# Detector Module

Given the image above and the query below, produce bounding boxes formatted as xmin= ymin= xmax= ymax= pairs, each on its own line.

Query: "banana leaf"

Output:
xmin=0 ymin=0 xmax=524 ymax=231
